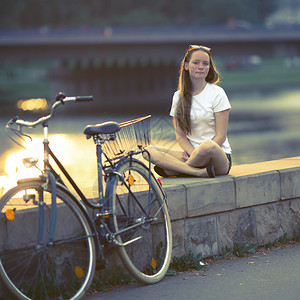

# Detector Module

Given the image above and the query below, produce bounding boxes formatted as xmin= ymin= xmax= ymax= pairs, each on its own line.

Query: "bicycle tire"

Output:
xmin=0 ymin=180 xmax=96 ymax=300
xmin=110 ymin=159 xmax=172 ymax=284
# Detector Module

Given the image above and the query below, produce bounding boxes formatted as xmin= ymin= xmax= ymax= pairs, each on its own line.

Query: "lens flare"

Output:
xmin=0 ymin=134 xmax=96 ymax=197
xmin=17 ymin=98 xmax=48 ymax=111
xmin=0 ymin=138 xmax=43 ymax=195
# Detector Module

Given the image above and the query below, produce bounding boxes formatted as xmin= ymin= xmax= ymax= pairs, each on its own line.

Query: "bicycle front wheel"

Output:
xmin=111 ymin=159 xmax=172 ymax=284
xmin=0 ymin=180 xmax=96 ymax=300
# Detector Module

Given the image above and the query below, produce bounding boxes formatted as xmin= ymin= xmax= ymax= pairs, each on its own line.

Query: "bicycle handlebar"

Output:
xmin=6 ymin=93 xmax=94 ymax=129
xmin=68 ymin=96 xmax=94 ymax=102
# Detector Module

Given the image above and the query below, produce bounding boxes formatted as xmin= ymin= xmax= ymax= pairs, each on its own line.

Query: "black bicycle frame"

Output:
xmin=42 ymin=134 xmax=164 ymax=249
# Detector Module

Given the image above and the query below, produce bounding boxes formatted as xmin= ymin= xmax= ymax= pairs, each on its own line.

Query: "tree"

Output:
xmin=0 ymin=0 xmax=280 ymax=29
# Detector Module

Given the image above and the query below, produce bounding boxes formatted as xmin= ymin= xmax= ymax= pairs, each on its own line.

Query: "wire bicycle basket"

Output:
xmin=100 ymin=115 xmax=151 ymax=159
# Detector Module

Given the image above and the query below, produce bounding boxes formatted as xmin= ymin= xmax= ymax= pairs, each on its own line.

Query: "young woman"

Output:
xmin=144 ymin=45 xmax=232 ymax=177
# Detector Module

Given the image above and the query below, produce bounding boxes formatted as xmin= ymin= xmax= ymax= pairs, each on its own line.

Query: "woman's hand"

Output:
xmin=181 ymin=150 xmax=190 ymax=162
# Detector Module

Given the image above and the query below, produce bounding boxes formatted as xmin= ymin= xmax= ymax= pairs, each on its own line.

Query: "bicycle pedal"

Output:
xmin=115 ymin=236 xmax=142 ymax=247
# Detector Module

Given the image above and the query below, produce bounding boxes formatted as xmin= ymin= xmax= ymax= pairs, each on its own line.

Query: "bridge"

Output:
xmin=1 ymin=26 xmax=299 ymax=113
xmin=1 ymin=26 xmax=299 ymax=62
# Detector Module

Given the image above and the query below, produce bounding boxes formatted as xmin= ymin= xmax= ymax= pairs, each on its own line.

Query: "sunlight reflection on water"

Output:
xmin=0 ymin=133 xmax=97 ymax=196
xmin=0 ymin=88 xmax=300 ymax=194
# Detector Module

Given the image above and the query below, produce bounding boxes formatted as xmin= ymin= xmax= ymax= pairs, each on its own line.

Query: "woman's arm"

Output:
xmin=212 ymin=109 xmax=230 ymax=146
xmin=173 ymin=118 xmax=195 ymax=155
xmin=173 ymin=108 xmax=230 ymax=156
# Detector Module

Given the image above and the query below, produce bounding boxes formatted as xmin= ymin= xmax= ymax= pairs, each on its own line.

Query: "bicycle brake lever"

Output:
xmin=6 ymin=116 xmax=19 ymax=128
xmin=55 ymin=92 xmax=66 ymax=104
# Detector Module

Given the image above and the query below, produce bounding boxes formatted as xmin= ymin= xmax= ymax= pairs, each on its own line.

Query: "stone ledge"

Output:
xmin=280 ymin=167 xmax=300 ymax=200
xmin=229 ymin=156 xmax=300 ymax=176
xmin=160 ymin=156 xmax=300 ymax=258
xmin=161 ymin=156 xmax=300 ymax=219
xmin=1 ymin=157 xmax=300 ymax=297
xmin=234 ymin=171 xmax=280 ymax=208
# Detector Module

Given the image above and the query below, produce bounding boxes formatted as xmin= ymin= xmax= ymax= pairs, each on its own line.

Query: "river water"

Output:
xmin=0 ymin=88 xmax=300 ymax=195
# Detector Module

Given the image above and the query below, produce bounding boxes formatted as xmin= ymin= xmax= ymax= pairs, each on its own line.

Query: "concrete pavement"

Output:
xmin=83 ymin=243 xmax=300 ymax=300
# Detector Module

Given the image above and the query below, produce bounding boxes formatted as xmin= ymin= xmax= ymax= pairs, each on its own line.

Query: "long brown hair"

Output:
xmin=175 ymin=45 xmax=219 ymax=134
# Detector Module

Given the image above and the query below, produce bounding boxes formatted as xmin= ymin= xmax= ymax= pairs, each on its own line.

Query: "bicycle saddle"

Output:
xmin=84 ymin=121 xmax=120 ymax=138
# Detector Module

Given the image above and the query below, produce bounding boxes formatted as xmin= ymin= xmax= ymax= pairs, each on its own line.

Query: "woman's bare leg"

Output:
xmin=143 ymin=145 xmax=208 ymax=177
xmin=186 ymin=140 xmax=230 ymax=175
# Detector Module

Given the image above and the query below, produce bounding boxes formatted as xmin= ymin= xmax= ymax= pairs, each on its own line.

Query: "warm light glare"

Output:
xmin=0 ymin=134 xmax=97 ymax=197
xmin=0 ymin=137 xmax=43 ymax=195
xmin=0 ymin=135 xmax=69 ymax=195
xmin=17 ymin=98 xmax=48 ymax=111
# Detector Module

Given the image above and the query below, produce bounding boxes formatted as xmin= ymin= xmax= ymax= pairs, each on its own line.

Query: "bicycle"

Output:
xmin=0 ymin=93 xmax=172 ymax=300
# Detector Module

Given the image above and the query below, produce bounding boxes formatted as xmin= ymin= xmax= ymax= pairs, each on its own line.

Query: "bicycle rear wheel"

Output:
xmin=0 ymin=180 xmax=96 ymax=300
xmin=111 ymin=159 xmax=172 ymax=284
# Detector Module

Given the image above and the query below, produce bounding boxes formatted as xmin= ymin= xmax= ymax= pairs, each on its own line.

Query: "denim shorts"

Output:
xmin=226 ymin=153 xmax=232 ymax=174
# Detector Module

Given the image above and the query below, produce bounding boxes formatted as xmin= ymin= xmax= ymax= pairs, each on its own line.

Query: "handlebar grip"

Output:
xmin=10 ymin=116 xmax=19 ymax=124
xmin=75 ymin=96 xmax=94 ymax=102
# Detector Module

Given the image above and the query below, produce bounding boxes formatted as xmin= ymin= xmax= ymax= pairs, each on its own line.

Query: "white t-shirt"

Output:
xmin=169 ymin=83 xmax=232 ymax=154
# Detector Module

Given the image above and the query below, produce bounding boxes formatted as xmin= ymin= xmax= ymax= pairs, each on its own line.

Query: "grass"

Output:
xmin=1 ymin=57 xmax=300 ymax=106
xmin=0 ymin=80 xmax=51 ymax=100
xmin=89 ymin=233 xmax=300 ymax=294
xmin=214 ymin=241 xmax=258 ymax=260
xmin=0 ymin=60 xmax=53 ymax=102
xmin=2 ymin=236 xmax=299 ymax=299
xmin=169 ymin=250 xmax=204 ymax=272
xmin=219 ymin=57 xmax=300 ymax=91
xmin=88 ymin=266 xmax=134 ymax=295
xmin=214 ymin=226 xmax=300 ymax=262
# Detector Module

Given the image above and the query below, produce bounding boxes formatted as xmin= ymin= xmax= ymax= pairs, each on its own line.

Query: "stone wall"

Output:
xmin=161 ymin=157 xmax=300 ymax=258
xmin=1 ymin=157 xmax=300 ymax=297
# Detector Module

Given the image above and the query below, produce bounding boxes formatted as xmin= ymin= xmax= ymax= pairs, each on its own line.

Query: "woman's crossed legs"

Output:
xmin=143 ymin=140 xmax=230 ymax=178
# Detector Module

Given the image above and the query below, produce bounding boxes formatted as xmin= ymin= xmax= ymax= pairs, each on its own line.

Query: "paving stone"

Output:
xmin=278 ymin=198 xmax=300 ymax=238
xmin=235 ymin=171 xmax=280 ymax=208
xmin=217 ymin=208 xmax=257 ymax=252
xmin=255 ymin=203 xmax=278 ymax=245
xmin=164 ymin=185 xmax=187 ymax=220
xmin=185 ymin=177 xmax=235 ymax=217
xmin=280 ymin=167 xmax=300 ymax=200
xmin=170 ymin=219 xmax=185 ymax=258
xmin=184 ymin=215 xmax=218 ymax=258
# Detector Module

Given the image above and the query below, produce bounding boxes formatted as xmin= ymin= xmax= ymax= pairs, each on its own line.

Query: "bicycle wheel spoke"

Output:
xmin=111 ymin=159 xmax=172 ymax=284
xmin=0 ymin=181 xmax=96 ymax=299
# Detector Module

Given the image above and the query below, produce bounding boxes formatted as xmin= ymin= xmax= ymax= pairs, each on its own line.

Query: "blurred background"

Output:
xmin=0 ymin=0 xmax=300 ymax=194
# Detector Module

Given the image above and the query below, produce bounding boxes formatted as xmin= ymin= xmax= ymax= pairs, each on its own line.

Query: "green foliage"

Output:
xmin=220 ymin=57 xmax=300 ymax=90
xmin=216 ymin=245 xmax=234 ymax=259
xmin=191 ymin=0 xmax=279 ymax=24
xmin=232 ymin=241 xmax=258 ymax=257
xmin=292 ymin=222 xmax=300 ymax=242
xmin=278 ymin=232 xmax=291 ymax=244
xmin=215 ymin=241 xmax=258 ymax=260
xmin=265 ymin=230 xmax=300 ymax=249
xmin=0 ymin=0 xmax=280 ymax=29
xmin=170 ymin=251 xmax=204 ymax=272
xmin=90 ymin=267 xmax=134 ymax=293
